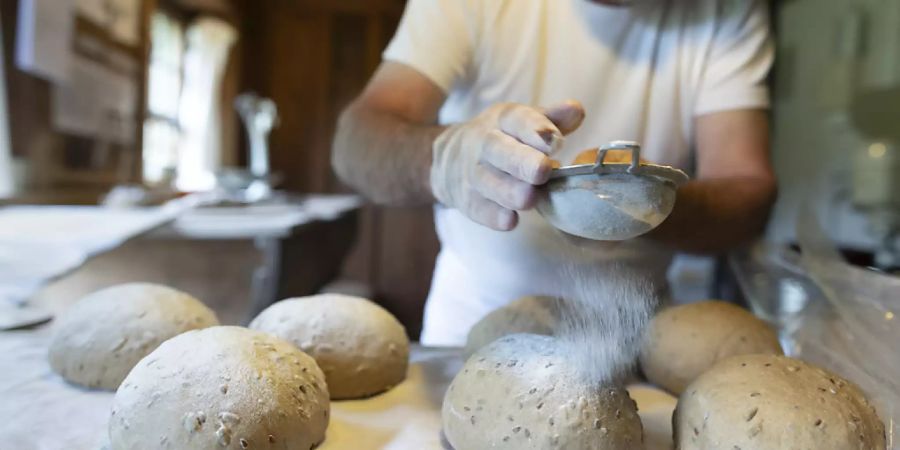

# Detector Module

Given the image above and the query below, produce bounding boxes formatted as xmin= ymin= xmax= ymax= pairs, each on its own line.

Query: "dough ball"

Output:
xmin=109 ymin=326 xmax=330 ymax=450
xmin=572 ymin=148 xmax=648 ymax=165
xmin=639 ymin=300 xmax=782 ymax=394
xmin=48 ymin=283 xmax=219 ymax=390
xmin=464 ymin=296 xmax=563 ymax=358
xmin=443 ymin=334 xmax=643 ymax=450
xmin=674 ymin=354 xmax=886 ymax=450
xmin=249 ymin=294 xmax=409 ymax=399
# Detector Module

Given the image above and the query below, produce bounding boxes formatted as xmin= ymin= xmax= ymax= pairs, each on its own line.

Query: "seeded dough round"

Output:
xmin=48 ymin=283 xmax=219 ymax=390
xmin=639 ymin=300 xmax=782 ymax=394
xmin=443 ymin=334 xmax=643 ymax=450
xmin=249 ymin=294 xmax=409 ymax=399
xmin=674 ymin=354 xmax=886 ymax=450
xmin=464 ymin=296 xmax=563 ymax=358
xmin=109 ymin=326 xmax=330 ymax=450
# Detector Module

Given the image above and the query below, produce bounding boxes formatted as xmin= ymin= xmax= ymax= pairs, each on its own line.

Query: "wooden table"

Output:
xmin=2 ymin=195 xmax=361 ymax=328
xmin=0 ymin=197 xmax=680 ymax=450
xmin=0 ymin=325 xmax=677 ymax=450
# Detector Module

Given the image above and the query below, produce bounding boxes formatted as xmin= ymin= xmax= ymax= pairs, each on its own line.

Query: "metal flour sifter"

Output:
xmin=536 ymin=141 xmax=690 ymax=241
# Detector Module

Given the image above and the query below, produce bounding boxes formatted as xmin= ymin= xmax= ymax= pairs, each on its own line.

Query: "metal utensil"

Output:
xmin=234 ymin=93 xmax=279 ymax=202
xmin=536 ymin=141 xmax=689 ymax=241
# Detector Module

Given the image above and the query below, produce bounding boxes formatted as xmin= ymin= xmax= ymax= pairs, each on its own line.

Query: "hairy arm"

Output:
xmin=648 ymin=110 xmax=777 ymax=253
xmin=334 ymin=61 xmax=585 ymax=231
xmin=332 ymin=62 xmax=447 ymax=206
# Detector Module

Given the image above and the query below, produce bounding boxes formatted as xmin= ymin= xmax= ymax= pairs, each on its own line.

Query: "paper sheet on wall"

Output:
xmin=14 ymin=0 xmax=75 ymax=82
xmin=51 ymin=56 xmax=137 ymax=145
xmin=75 ymin=0 xmax=141 ymax=46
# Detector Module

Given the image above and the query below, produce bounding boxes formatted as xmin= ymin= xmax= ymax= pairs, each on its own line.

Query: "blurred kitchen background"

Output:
xmin=0 ymin=0 xmax=898 ymax=339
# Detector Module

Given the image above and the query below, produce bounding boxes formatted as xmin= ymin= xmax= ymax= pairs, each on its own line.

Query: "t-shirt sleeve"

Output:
xmin=695 ymin=0 xmax=775 ymax=115
xmin=382 ymin=0 xmax=478 ymax=93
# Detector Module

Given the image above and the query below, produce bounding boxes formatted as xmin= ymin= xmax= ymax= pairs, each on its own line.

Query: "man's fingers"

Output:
xmin=473 ymin=164 xmax=538 ymax=211
xmin=467 ymin=193 xmax=517 ymax=231
xmin=439 ymin=100 xmax=586 ymax=232
xmin=543 ymin=100 xmax=585 ymax=135
xmin=497 ymin=106 xmax=564 ymax=153
xmin=482 ymin=130 xmax=553 ymax=184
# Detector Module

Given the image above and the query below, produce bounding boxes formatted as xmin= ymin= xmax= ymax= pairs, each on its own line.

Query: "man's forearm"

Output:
xmin=648 ymin=177 xmax=777 ymax=254
xmin=332 ymin=102 xmax=445 ymax=206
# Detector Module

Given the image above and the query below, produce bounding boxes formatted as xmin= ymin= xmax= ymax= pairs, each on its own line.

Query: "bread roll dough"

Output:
xmin=249 ymin=294 xmax=409 ymax=399
xmin=443 ymin=334 xmax=643 ymax=450
xmin=109 ymin=326 xmax=330 ymax=450
xmin=639 ymin=300 xmax=782 ymax=394
xmin=464 ymin=296 xmax=563 ymax=358
xmin=674 ymin=354 xmax=886 ymax=450
xmin=48 ymin=283 xmax=219 ymax=390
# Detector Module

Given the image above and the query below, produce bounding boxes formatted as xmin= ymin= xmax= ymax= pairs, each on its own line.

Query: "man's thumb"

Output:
xmin=544 ymin=100 xmax=585 ymax=135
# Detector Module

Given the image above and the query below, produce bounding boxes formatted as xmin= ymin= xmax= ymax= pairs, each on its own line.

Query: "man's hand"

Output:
xmin=332 ymin=62 xmax=586 ymax=231
xmin=430 ymin=101 xmax=585 ymax=230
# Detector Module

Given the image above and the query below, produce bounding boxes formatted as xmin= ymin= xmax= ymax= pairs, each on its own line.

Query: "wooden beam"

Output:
xmin=171 ymin=0 xmax=235 ymax=16
xmin=134 ymin=0 xmax=157 ymax=183
xmin=285 ymin=0 xmax=405 ymax=16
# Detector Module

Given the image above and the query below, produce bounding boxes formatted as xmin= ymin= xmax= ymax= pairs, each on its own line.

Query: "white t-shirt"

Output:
xmin=383 ymin=0 xmax=773 ymax=346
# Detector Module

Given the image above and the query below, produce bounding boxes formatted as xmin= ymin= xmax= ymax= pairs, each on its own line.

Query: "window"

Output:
xmin=142 ymin=11 xmax=185 ymax=185
xmin=0 ymin=11 xmax=11 ymax=197
xmin=142 ymin=11 xmax=237 ymax=191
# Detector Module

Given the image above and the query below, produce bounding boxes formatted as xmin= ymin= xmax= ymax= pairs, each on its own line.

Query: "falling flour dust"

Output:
xmin=553 ymin=256 xmax=658 ymax=387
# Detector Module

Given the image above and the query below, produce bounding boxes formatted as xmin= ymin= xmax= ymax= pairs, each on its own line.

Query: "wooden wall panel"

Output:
xmin=373 ymin=207 xmax=438 ymax=338
xmin=236 ymin=1 xmax=439 ymax=338
xmin=267 ymin=11 xmax=331 ymax=192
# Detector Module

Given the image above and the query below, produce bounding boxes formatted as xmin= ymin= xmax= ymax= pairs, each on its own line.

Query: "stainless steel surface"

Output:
xmin=729 ymin=242 xmax=819 ymax=332
xmin=795 ymin=209 xmax=899 ymax=448
xmin=730 ymin=212 xmax=899 ymax=448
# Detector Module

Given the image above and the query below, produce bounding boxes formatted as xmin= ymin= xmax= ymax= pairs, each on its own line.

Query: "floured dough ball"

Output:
xmin=674 ymin=354 xmax=886 ymax=450
xmin=48 ymin=283 xmax=219 ymax=390
xmin=572 ymin=148 xmax=648 ymax=165
xmin=109 ymin=326 xmax=330 ymax=450
xmin=443 ymin=334 xmax=643 ymax=450
xmin=249 ymin=294 xmax=409 ymax=399
xmin=464 ymin=296 xmax=563 ymax=358
xmin=639 ymin=300 xmax=782 ymax=394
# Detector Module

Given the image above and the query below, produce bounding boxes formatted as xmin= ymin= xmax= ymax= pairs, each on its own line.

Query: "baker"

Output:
xmin=332 ymin=0 xmax=777 ymax=346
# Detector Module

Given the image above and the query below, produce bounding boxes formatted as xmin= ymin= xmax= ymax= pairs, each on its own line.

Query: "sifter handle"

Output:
xmin=595 ymin=141 xmax=642 ymax=174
